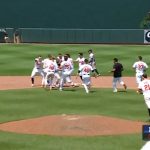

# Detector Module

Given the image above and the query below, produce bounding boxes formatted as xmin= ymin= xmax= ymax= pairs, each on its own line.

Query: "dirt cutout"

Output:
xmin=0 ymin=76 xmax=145 ymax=136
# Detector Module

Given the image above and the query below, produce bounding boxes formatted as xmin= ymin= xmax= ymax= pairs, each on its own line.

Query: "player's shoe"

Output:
xmin=123 ymin=84 xmax=127 ymax=90
xmin=59 ymin=88 xmax=63 ymax=91
xmin=113 ymin=89 xmax=118 ymax=93
xmin=97 ymin=74 xmax=101 ymax=77
xmin=49 ymin=86 xmax=52 ymax=90
xmin=31 ymin=84 xmax=34 ymax=87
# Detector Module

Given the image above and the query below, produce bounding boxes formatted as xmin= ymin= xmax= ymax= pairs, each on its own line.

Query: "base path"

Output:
xmin=0 ymin=76 xmax=144 ymax=137
xmin=0 ymin=76 xmax=137 ymax=90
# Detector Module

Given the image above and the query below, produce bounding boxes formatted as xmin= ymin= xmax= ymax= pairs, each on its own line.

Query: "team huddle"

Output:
xmin=31 ymin=49 xmax=100 ymax=93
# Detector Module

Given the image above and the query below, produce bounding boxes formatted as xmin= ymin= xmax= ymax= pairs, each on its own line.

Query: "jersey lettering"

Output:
xmin=144 ymin=84 xmax=150 ymax=90
xmin=64 ymin=63 xmax=70 ymax=69
xmin=138 ymin=64 xmax=144 ymax=70
xmin=83 ymin=67 xmax=90 ymax=73
xmin=49 ymin=64 xmax=55 ymax=70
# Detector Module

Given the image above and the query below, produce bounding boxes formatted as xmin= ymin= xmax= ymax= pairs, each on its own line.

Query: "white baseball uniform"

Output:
xmin=79 ymin=64 xmax=93 ymax=85
xmin=89 ymin=52 xmax=96 ymax=69
xmin=59 ymin=60 xmax=74 ymax=90
xmin=138 ymin=79 xmax=150 ymax=108
xmin=141 ymin=141 xmax=150 ymax=150
xmin=76 ymin=57 xmax=85 ymax=76
xmin=133 ymin=61 xmax=148 ymax=84
xmin=31 ymin=57 xmax=45 ymax=78
xmin=45 ymin=60 xmax=58 ymax=87
xmin=79 ymin=64 xmax=94 ymax=93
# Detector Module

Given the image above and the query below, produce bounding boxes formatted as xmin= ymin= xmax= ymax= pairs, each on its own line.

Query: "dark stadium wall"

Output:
xmin=0 ymin=0 xmax=149 ymax=29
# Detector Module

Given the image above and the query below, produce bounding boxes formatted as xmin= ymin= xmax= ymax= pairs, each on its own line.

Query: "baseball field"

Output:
xmin=0 ymin=44 xmax=150 ymax=150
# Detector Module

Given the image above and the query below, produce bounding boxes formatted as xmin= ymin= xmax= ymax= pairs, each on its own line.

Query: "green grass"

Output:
xmin=0 ymin=88 xmax=148 ymax=150
xmin=0 ymin=44 xmax=150 ymax=75
xmin=0 ymin=88 xmax=147 ymax=122
xmin=0 ymin=131 xmax=144 ymax=150
xmin=0 ymin=88 xmax=147 ymax=150
xmin=0 ymin=43 xmax=149 ymax=150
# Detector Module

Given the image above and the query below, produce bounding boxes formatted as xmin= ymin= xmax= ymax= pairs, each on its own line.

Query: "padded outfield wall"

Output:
xmin=0 ymin=28 xmax=148 ymax=44
xmin=0 ymin=0 xmax=150 ymax=29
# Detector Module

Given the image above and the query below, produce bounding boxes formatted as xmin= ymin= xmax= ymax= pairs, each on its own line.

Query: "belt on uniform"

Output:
xmin=83 ymin=74 xmax=89 ymax=75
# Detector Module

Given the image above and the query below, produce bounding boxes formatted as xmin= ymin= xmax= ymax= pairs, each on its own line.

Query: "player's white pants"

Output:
xmin=82 ymin=75 xmax=91 ymax=93
xmin=59 ymin=70 xmax=74 ymax=89
xmin=45 ymin=72 xmax=55 ymax=87
xmin=112 ymin=77 xmax=124 ymax=92
xmin=31 ymin=68 xmax=45 ymax=85
xmin=53 ymin=72 xmax=61 ymax=86
xmin=90 ymin=62 xmax=96 ymax=70
xmin=141 ymin=141 xmax=150 ymax=150
xmin=144 ymin=97 xmax=150 ymax=109
xmin=136 ymin=72 xmax=143 ymax=85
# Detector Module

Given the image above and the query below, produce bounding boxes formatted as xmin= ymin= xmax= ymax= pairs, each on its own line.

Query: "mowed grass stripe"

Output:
xmin=0 ymin=88 xmax=147 ymax=123
xmin=0 ymin=44 xmax=150 ymax=75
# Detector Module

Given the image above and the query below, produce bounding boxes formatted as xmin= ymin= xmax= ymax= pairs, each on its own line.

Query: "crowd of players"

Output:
xmin=31 ymin=50 xmax=150 ymax=149
xmin=30 ymin=49 xmax=100 ymax=93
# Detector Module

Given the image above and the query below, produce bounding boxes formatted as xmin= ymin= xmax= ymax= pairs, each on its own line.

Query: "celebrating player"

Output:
xmin=59 ymin=54 xmax=74 ymax=91
xmin=74 ymin=52 xmax=85 ymax=80
xmin=31 ymin=55 xmax=45 ymax=87
xmin=88 ymin=49 xmax=100 ymax=76
xmin=132 ymin=56 xmax=148 ymax=86
xmin=137 ymin=74 xmax=150 ymax=121
xmin=110 ymin=58 xmax=127 ymax=92
xmin=78 ymin=59 xmax=95 ymax=93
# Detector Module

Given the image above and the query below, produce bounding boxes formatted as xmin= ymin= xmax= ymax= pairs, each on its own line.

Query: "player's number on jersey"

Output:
xmin=64 ymin=64 xmax=70 ymax=69
xmin=138 ymin=64 xmax=144 ymax=70
xmin=49 ymin=65 xmax=54 ymax=70
xmin=144 ymin=84 xmax=150 ymax=90
xmin=83 ymin=67 xmax=90 ymax=73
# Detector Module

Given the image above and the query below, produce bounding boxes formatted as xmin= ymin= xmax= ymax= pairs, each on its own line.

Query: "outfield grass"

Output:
xmin=0 ymin=88 xmax=147 ymax=122
xmin=0 ymin=44 xmax=150 ymax=76
xmin=0 ymin=131 xmax=143 ymax=150
xmin=0 ymin=88 xmax=148 ymax=150
xmin=0 ymin=44 xmax=149 ymax=150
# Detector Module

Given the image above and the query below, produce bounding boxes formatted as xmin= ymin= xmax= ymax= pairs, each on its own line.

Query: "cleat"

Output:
xmin=113 ymin=89 xmax=118 ymax=93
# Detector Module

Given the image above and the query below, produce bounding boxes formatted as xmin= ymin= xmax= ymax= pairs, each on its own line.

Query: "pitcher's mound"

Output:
xmin=0 ymin=115 xmax=144 ymax=137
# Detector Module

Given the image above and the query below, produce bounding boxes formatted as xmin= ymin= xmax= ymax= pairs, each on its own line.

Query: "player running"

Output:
xmin=78 ymin=59 xmax=96 ymax=93
xmin=132 ymin=56 xmax=148 ymax=86
xmin=31 ymin=55 xmax=45 ymax=87
xmin=74 ymin=53 xmax=85 ymax=80
xmin=137 ymin=74 xmax=150 ymax=121
xmin=44 ymin=56 xmax=59 ymax=90
xmin=59 ymin=54 xmax=74 ymax=91
xmin=88 ymin=49 xmax=100 ymax=77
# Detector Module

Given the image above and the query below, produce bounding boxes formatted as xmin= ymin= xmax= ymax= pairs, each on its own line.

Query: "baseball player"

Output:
xmin=137 ymin=74 xmax=150 ymax=120
xmin=66 ymin=53 xmax=73 ymax=65
xmin=110 ymin=58 xmax=127 ymax=92
xmin=44 ymin=56 xmax=59 ymax=90
xmin=74 ymin=53 xmax=85 ymax=80
xmin=133 ymin=56 xmax=148 ymax=86
xmin=88 ymin=49 xmax=100 ymax=76
xmin=141 ymin=141 xmax=150 ymax=150
xmin=31 ymin=55 xmax=45 ymax=87
xmin=78 ymin=59 xmax=95 ymax=94
xmin=59 ymin=55 xmax=74 ymax=91
xmin=56 ymin=53 xmax=64 ymax=66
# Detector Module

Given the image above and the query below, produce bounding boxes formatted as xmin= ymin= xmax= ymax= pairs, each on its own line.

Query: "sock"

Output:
xmin=31 ymin=78 xmax=34 ymax=84
xmin=94 ymin=69 xmax=99 ymax=75
xmin=148 ymin=108 xmax=150 ymax=117
xmin=83 ymin=84 xmax=89 ymax=93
